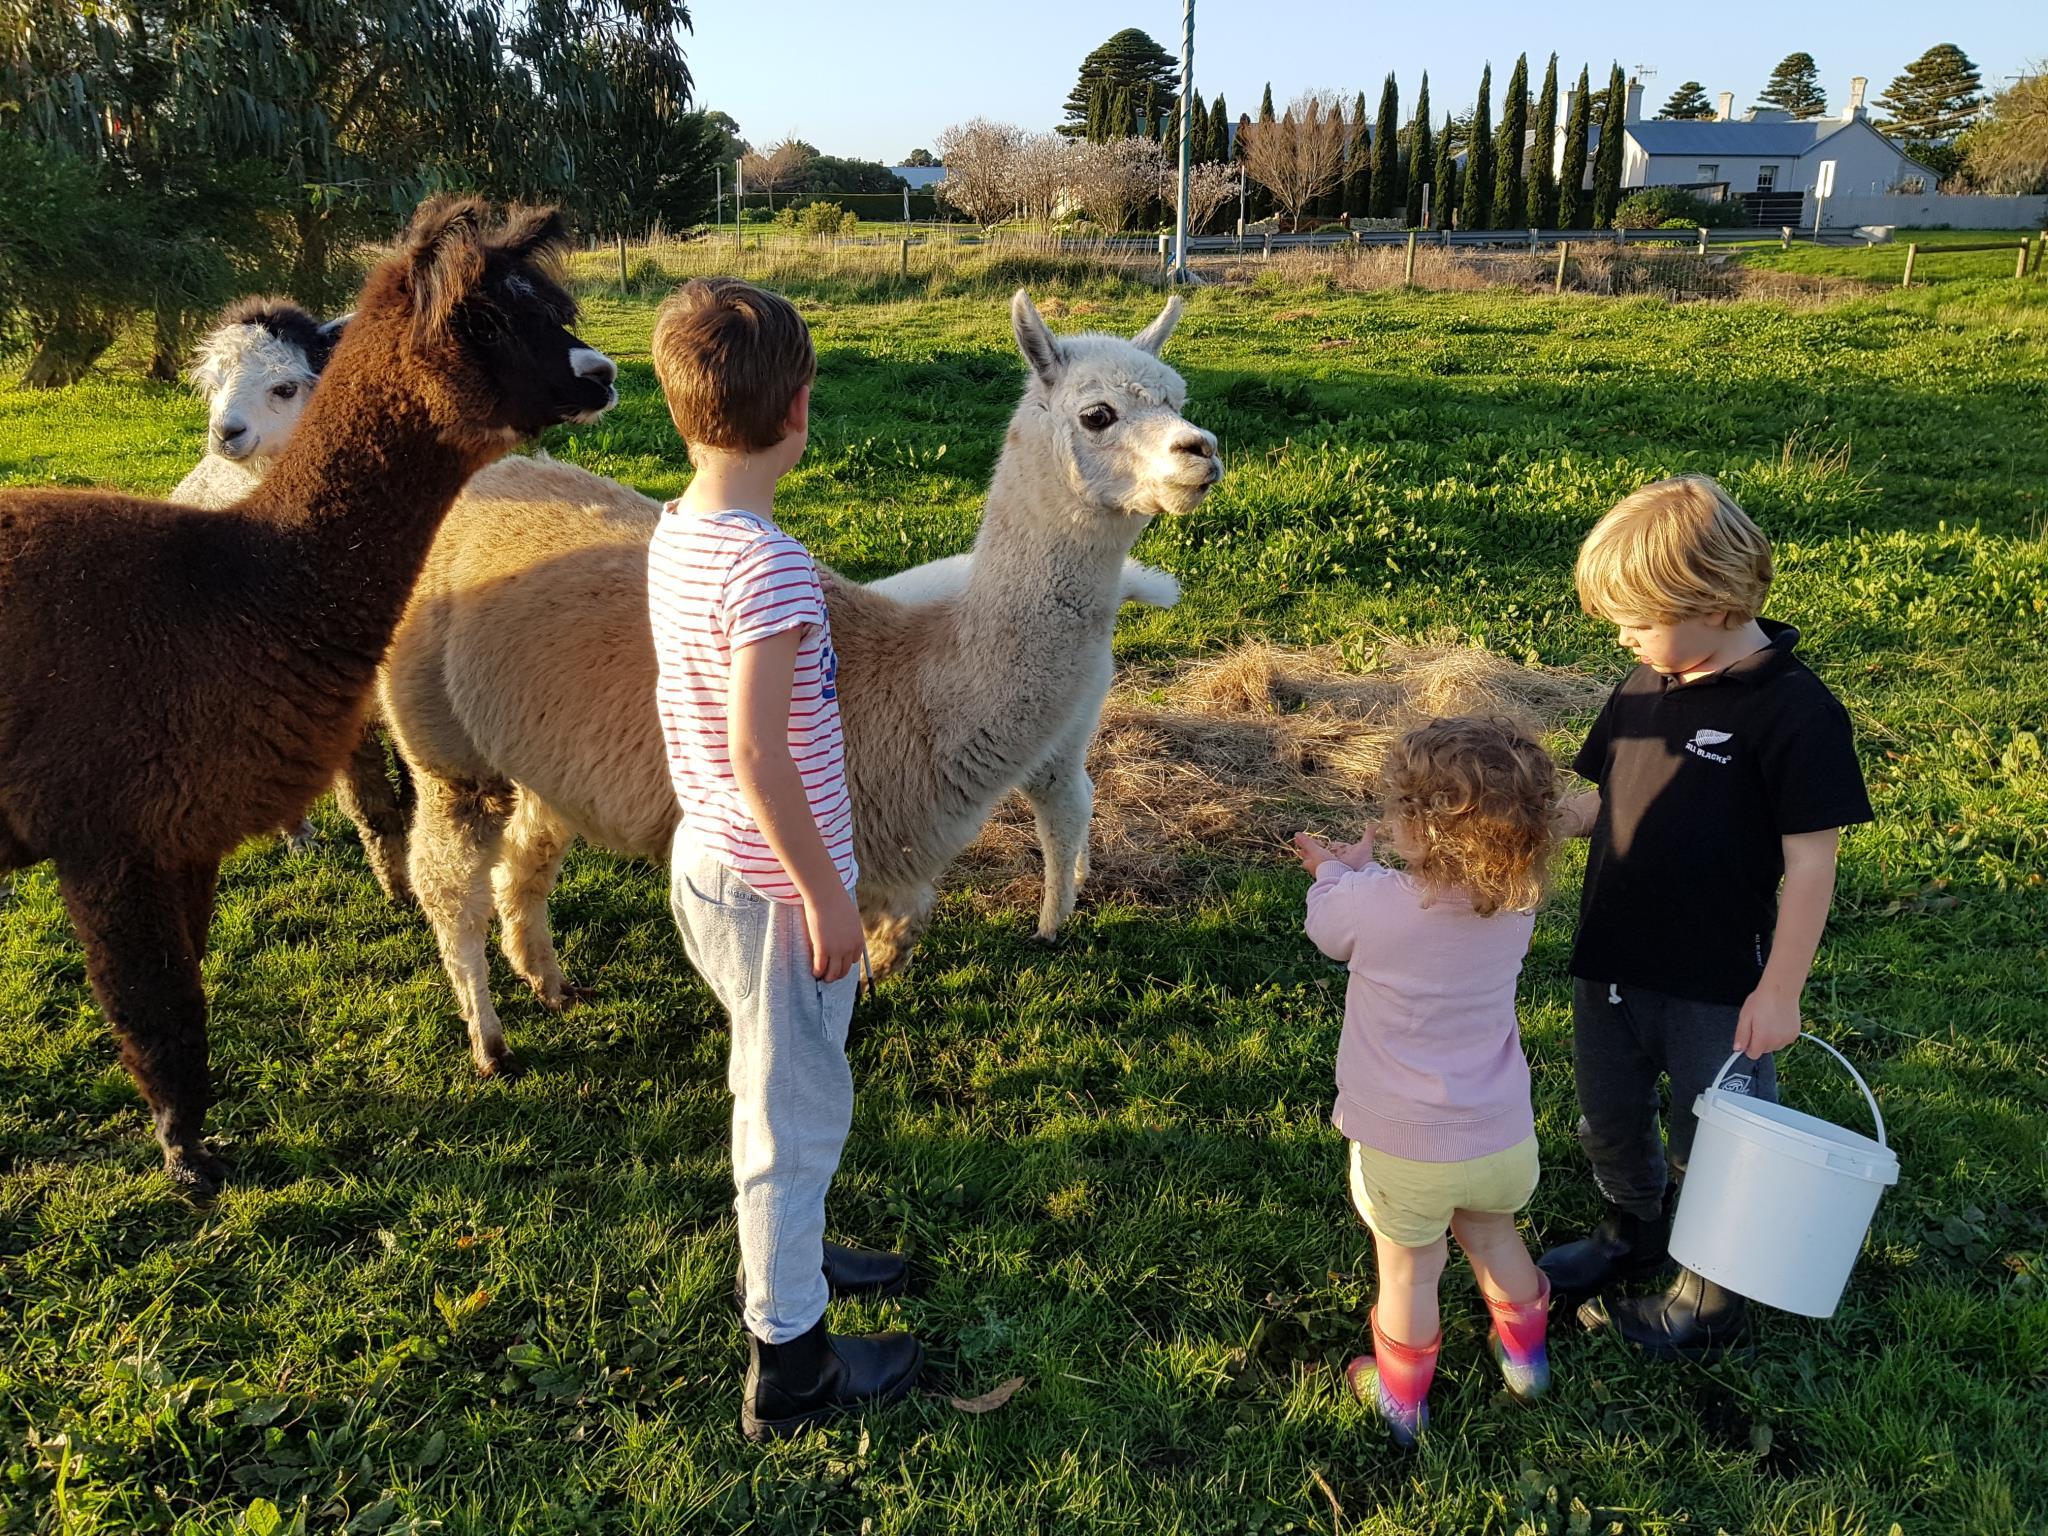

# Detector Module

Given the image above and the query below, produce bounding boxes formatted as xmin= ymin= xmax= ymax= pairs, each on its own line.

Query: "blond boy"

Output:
xmin=1539 ymin=475 xmax=1872 ymax=1359
xmin=647 ymin=278 xmax=922 ymax=1439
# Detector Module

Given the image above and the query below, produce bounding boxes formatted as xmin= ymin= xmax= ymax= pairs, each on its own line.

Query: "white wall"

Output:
xmin=1824 ymin=194 xmax=2048 ymax=230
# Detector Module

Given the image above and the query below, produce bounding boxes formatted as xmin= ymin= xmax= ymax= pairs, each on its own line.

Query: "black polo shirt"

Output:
xmin=1570 ymin=620 xmax=1873 ymax=1006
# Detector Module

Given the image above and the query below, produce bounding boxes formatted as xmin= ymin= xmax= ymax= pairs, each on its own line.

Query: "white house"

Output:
xmin=891 ymin=165 xmax=946 ymax=191
xmin=1561 ymin=76 xmax=1941 ymax=216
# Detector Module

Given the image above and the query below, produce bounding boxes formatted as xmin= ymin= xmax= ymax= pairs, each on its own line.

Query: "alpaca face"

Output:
xmin=396 ymin=201 xmax=617 ymax=442
xmin=188 ymin=305 xmax=346 ymax=464
xmin=1010 ymin=291 xmax=1222 ymax=521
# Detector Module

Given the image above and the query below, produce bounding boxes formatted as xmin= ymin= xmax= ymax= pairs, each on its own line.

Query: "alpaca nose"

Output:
xmin=1172 ymin=428 xmax=1215 ymax=459
xmin=569 ymin=347 xmax=617 ymax=387
xmin=213 ymin=419 xmax=252 ymax=457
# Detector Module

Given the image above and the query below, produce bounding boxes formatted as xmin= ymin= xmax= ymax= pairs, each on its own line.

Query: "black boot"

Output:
xmin=1578 ymin=1265 xmax=1751 ymax=1362
xmin=1537 ymin=1192 xmax=1672 ymax=1302
xmin=732 ymin=1240 xmax=910 ymax=1310
xmin=741 ymin=1318 xmax=925 ymax=1442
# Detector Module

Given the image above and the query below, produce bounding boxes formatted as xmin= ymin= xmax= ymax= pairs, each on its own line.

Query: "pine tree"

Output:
xmin=1593 ymin=62 xmax=1626 ymax=226
xmin=1086 ymin=77 xmax=1110 ymax=142
xmin=1431 ymin=113 xmax=1458 ymax=229
xmin=1370 ymin=74 xmax=1401 ymax=217
xmin=1756 ymin=52 xmax=1826 ymax=119
xmin=1344 ymin=90 xmax=1371 ymax=217
xmin=1462 ymin=63 xmax=1493 ymax=231
xmin=1530 ymin=54 xmax=1558 ymax=226
xmin=1061 ymin=28 xmax=1180 ymax=138
xmin=1658 ymin=81 xmax=1714 ymax=120
xmin=1558 ymin=65 xmax=1591 ymax=228
xmin=1408 ymin=74 xmax=1433 ymax=224
xmin=1491 ymin=52 xmax=1528 ymax=227
xmin=1877 ymin=44 xmax=1986 ymax=141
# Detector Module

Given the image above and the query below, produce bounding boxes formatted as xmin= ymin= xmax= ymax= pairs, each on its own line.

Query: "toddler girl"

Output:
xmin=1292 ymin=716 xmax=1559 ymax=1445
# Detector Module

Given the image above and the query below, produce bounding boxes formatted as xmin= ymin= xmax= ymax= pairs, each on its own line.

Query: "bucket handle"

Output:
xmin=1709 ymin=1032 xmax=1886 ymax=1149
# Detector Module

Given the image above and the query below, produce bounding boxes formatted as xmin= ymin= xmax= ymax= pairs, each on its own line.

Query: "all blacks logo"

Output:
xmin=1685 ymin=728 xmax=1735 ymax=764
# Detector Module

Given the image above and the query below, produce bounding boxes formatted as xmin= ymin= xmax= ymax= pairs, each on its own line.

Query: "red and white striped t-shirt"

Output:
xmin=648 ymin=505 xmax=856 ymax=903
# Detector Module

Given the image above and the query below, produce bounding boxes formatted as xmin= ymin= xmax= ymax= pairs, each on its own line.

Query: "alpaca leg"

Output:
xmin=493 ymin=793 xmax=579 ymax=1011
xmin=1021 ymin=728 xmax=1095 ymax=943
xmin=334 ymin=727 xmax=412 ymax=903
xmin=859 ymin=882 xmax=937 ymax=982
xmin=57 ymin=857 xmax=226 ymax=1194
xmin=408 ymin=772 xmax=518 ymax=1077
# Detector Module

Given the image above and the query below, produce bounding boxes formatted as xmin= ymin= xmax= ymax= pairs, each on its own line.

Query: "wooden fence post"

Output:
xmin=899 ymin=238 xmax=909 ymax=279
xmin=2019 ymin=241 xmax=2032 ymax=281
xmin=1900 ymin=243 xmax=1917 ymax=288
xmin=1555 ymin=241 xmax=1569 ymax=293
xmin=1403 ymin=230 xmax=1417 ymax=286
xmin=2037 ymin=231 xmax=2047 ymax=275
xmin=617 ymin=232 xmax=629 ymax=290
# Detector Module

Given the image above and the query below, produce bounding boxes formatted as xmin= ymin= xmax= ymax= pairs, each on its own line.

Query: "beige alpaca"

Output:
xmin=383 ymin=290 xmax=1219 ymax=1076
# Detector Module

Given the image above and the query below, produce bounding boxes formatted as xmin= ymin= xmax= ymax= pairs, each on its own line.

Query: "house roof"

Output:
xmin=1625 ymin=118 xmax=1849 ymax=157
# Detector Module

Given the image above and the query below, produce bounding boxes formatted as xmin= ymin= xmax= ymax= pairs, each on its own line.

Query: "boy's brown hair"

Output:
xmin=1379 ymin=717 xmax=1558 ymax=917
xmin=1575 ymin=473 xmax=1774 ymax=625
xmin=651 ymin=277 xmax=816 ymax=452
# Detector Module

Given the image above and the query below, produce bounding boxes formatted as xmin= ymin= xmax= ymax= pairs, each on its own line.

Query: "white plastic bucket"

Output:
xmin=1668 ymin=1033 xmax=1899 ymax=1318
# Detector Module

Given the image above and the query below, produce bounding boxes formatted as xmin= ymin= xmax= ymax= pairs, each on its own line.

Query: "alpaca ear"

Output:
xmin=496 ymin=205 xmax=570 ymax=265
xmin=187 ymin=347 xmax=227 ymax=397
xmin=403 ymin=195 xmax=489 ymax=345
xmin=309 ymin=313 xmax=350 ymax=372
xmin=1132 ymin=294 xmax=1183 ymax=357
xmin=1011 ymin=289 xmax=1063 ymax=387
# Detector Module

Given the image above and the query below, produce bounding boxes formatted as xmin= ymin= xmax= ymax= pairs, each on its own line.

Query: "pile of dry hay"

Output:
xmin=958 ymin=639 xmax=1607 ymax=901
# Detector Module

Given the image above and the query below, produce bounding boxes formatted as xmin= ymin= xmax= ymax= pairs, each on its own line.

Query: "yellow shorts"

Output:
xmin=1346 ymin=1135 xmax=1541 ymax=1249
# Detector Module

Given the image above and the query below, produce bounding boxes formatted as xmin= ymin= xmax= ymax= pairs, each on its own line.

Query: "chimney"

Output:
xmin=1625 ymin=78 xmax=1643 ymax=123
xmin=1847 ymin=76 xmax=1867 ymax=121
xmin=1717 ymin=91 xmax=1734 ymax=122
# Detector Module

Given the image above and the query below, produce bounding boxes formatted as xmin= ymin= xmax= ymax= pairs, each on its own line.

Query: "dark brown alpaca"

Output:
xmin=0 ymin=197 xmax=618 ymax=1194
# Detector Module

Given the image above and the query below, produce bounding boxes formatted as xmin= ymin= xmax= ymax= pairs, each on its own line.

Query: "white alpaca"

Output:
xmin=381 ymin=290 xmax=1218 ymax=1075
xmin=167 ymin=297 xmax=412 ymax=896
xmin=171 ymin=297 xmax=347 ymax=509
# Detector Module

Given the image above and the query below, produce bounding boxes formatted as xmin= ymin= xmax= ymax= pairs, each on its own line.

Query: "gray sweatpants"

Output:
xmin=1572 ymin=977 xmax=1778 ymax=1221
xmin=670 ymin=836 xmax=858 ymax=1344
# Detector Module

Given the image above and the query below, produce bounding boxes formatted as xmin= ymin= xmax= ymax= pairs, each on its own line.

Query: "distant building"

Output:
xmin=892 ymin=165 xmax=946 ymax=191
xmin=1560 ymin=76 xmax=1941 ymax=223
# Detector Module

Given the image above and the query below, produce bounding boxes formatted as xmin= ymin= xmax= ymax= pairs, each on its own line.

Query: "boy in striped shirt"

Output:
xmin=648 ymin=278 xmax=923 ymax=1440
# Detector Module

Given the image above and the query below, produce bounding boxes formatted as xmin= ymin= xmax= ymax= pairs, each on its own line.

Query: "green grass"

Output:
xmin=3 ymin=271 xmax=2046 ymax=1535
xmin=1741 ymin=227 xmax=2045 ymax=286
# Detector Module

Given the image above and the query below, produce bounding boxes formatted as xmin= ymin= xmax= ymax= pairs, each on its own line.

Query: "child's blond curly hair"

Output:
xmin=1378 ymin=717 xmax=1559 ymax=916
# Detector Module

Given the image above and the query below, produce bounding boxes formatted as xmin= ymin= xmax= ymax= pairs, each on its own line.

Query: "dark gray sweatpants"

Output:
xmin=1572 ymin=977 xmax=1778 ymax=1220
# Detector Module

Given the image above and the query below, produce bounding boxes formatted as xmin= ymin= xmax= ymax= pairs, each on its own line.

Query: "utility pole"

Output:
xmin=1171 ymin=0 xmax=1196 ymax=281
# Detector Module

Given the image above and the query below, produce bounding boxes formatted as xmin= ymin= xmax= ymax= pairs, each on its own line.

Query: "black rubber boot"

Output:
xmin=1578 ymin=1265 xmax=1752 ymax=1362
xmin=740 ymin=1318 xmax=925 ymax=1442
xmin=732 ymin=1240 xmax=910 ymax=1311
xmin=1537 ymin=1192 xmax=1673 ymax=1302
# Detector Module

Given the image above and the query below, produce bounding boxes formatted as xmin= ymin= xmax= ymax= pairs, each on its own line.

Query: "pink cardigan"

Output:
xmin=1306 ymin=858 xmax=1537 ymax=1162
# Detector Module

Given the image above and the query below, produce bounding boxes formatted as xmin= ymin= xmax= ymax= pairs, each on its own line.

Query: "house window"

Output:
xmin=1696 ymin=164 xmax=1720 ymax=183
xmin=1757 ymin=164 xmax=1779 ymax=192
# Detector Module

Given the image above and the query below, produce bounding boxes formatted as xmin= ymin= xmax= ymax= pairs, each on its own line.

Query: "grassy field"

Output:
xmin=1741 ymin=228 xmax=2044 ymax=286
xmin=2 ymin=262 xmax=2045 ymax=1535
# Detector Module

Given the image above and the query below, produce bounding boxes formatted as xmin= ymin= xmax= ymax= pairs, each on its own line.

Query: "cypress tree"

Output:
xmin=1531 ymin=54 xmax=1558 ymax=227
xmin=1407 ymin=74 xmax=1432 ymax=225
xmin=1259 ymin=82 xmax=1275 ymax=123
xmin=1062 ymin=28 xmax=1180 ymax=138
xmin=1161 ymin=93 xmax=1180 ymax=158
xmin=1086 ymin=77 xmax=1110 ymax=142
xmin=1592 ymin=63 xmax=1626 ymax=226
xmin=1343 ymin=91 xmax=1371 ymax=217
xmin=1370 ymin=73 xmax=1401 ymax=218
xmin=1431 ymin=113 xmax=1458 ymax=229
xmin=1110 ymin=83 xmax=1135 ymax=139
xmin=1142 ymin=83 xmax=1160 ymax=139
xmin=1491 ymin=52 xmax=1528 ymax=227
xmin=1558 ymin=65 xmax=1591 ymax=227
xmin=1462 ymin=63 xmax=1493 ymax=231
xmin=1208 ymin=93 xmax=1229 ymax=162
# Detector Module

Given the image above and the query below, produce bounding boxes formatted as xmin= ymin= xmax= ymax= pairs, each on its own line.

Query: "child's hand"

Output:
xmin=1291 ymin=831 xmax=1341 ymax=875
xmin=1733 ymin=980 xmax=1801 ymax=1059
xmin=1328 ymin=823 xmax=1379 ymax=869
xmin=805 ymin=887 xmax=866 ymax=983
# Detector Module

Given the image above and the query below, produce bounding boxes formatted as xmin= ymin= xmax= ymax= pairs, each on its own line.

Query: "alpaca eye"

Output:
xmin=271 ymin=382 xmax=297 ymax=401
xmin=1080 ymin=405 xmax=1116 ymax=432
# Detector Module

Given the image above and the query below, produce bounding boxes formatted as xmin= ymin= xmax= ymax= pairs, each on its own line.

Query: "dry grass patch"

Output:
xmin=959 ymin=639 xmax=1605 ymax=900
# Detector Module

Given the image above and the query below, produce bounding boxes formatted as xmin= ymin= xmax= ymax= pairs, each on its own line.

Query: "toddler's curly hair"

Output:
xmin=1378 ymin=716 xmax=1559 ymax=916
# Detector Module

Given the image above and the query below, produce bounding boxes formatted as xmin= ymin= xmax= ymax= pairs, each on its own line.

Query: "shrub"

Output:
xmin=738 ymin=206 xmax=773 ymax=224
xmin=773 ymin=201 xmax=856 ymax=237
xmin=1611 ymin=187 xmax=1747 ymax=229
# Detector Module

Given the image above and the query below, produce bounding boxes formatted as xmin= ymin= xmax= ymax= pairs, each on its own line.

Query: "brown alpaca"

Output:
xmin=0 ymin=197 xmax=619 ymax=1194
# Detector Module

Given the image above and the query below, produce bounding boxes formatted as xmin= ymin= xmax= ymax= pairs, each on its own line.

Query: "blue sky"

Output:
xmin=683 ymin=1 xmax=2036 ymax=163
